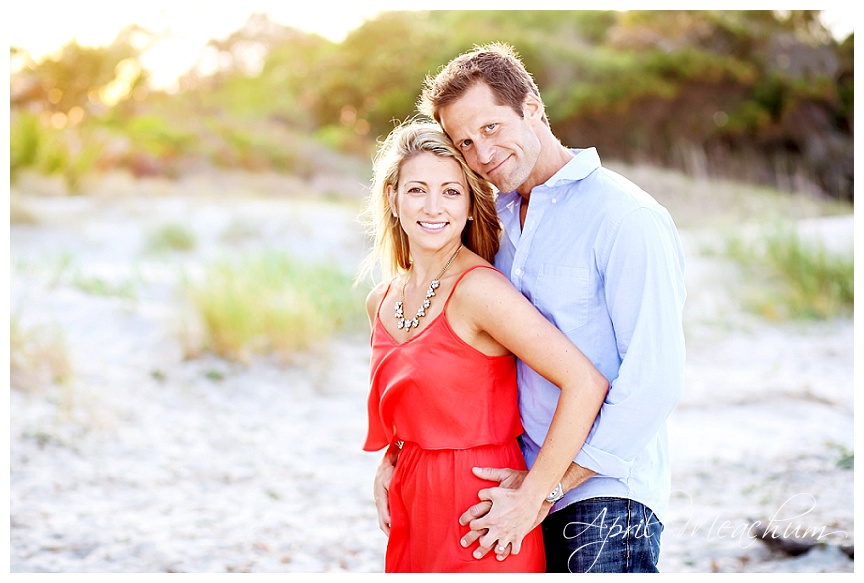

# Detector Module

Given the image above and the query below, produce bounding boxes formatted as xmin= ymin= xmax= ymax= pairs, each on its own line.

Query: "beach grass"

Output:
xmin=10 ymin=314 xmax=73 ymax=391
xmin=145 ymin=223 xmax=197 ymax=253
xmin=181 ymin=252 xmax=367 ymax=362
xmin=722 ymin=221 xmax=853 ymax=320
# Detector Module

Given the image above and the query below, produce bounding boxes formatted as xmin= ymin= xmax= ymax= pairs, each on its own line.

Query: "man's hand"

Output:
xmin=459 ymin=467 xmax=550 ymax=560
xmin=374 ymin=453 xmax=397 ymax=536
xmin=460 ymin=463 xmax=596 ymax=560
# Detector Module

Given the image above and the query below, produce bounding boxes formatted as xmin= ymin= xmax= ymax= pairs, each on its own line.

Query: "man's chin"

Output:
xmin=485 ymin=175 xmax=512 ymax=193
xmin=494 ymin=181 xmax=518 ymax=194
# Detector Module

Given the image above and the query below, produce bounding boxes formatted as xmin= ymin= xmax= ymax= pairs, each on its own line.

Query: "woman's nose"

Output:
xmin=423 ymin=193 xmax=441 ymax=214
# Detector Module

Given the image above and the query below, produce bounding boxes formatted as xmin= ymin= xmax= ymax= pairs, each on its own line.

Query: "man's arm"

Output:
xmin=572 ymin=206 xmax=686 ymax=476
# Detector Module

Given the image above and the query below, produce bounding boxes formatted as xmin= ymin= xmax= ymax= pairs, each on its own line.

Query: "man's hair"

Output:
xmin=418 ymin=42 xmax=547 ymax=126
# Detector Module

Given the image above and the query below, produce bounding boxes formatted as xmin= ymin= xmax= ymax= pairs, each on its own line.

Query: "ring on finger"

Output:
xmin=496 ymin=545 xmax=507 ymax=554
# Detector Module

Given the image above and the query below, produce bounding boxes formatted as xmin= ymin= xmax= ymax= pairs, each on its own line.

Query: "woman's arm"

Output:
xmin=365 ymin=281 xmax=401 ymax=535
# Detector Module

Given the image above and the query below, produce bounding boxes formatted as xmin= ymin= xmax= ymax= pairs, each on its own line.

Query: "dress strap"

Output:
xmin=374 ymin=278 xmax=397 ymax=322
xmin=443 ymin=264 xmax=501 ymax=310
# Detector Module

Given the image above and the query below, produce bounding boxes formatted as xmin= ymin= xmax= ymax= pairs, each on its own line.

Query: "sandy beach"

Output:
xmin=8 ymin=170 xmax=854 ymax=573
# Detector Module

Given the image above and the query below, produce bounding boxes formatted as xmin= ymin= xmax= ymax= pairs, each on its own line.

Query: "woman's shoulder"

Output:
xmin=366 ymin=279 xmax=390 ymax=302
xmin=365 ymin=279 xmax=396 ymax=321
xmin=449 ymin=261 xmax=514 ymax=304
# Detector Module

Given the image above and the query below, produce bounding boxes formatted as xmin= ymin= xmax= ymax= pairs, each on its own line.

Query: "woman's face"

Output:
xmin=390 ymin=152 xmax=471 ymax=253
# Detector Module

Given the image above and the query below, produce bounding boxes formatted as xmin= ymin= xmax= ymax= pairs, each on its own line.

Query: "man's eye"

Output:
xmin=460 ymin=140 xmax=472 ymax=150
xmin=485 ymin=123 xmax=497 ymax=131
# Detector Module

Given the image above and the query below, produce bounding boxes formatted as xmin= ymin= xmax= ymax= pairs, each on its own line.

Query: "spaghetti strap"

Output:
xmin=443 ymin=264 xmax=501 ymax=310
xmin=375 ymin=279 xmax=397 ymax=321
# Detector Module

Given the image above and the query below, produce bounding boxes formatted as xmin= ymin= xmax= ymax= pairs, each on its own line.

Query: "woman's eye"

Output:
xmin=445 ymin=188 xmax=461 ymax=197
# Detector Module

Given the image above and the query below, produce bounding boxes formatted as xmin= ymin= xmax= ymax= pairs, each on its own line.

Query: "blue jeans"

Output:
xmin=541 ymin=497 xmax=663 ymax=573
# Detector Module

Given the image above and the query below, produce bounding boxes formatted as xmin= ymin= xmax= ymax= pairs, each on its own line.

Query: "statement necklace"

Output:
xmin=395 ymin=244 xmax=463 ymax=333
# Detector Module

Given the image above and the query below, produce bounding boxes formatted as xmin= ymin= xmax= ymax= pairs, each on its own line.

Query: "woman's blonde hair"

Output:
xmin=357 ymin=120 xmax=501 ymax=284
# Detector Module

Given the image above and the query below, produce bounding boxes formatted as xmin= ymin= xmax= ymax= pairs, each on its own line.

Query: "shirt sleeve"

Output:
xmin=574 ymin=205 xmax=687 ymax=477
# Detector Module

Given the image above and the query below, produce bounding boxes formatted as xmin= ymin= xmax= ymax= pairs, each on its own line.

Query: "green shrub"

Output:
xmin=10 ymin=112 xmax=103 ymax=193
xmin=10 ymin=113 xmax=42 ymax=177
xmin=123 ymin=115 xmax=195 ymax=158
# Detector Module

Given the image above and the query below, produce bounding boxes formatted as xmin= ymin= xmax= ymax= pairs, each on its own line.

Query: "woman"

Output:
xmin=359 ymin=121 xmax=608 ymax=572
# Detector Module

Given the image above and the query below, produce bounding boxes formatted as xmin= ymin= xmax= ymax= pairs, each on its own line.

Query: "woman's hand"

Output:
xmin=373 ymin=450 xmax=398 ymax=536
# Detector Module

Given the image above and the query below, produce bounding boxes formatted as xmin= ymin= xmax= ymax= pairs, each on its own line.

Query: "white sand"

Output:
xmin=8 ymin=175 xmax=854 ymax=573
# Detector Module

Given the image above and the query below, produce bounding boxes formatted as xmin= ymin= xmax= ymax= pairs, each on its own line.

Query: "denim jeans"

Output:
xmin=541 ymin=497 xmax=663 ymax=573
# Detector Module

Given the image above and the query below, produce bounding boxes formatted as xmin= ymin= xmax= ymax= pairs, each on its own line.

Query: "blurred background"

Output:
xmin=7 ymin=4 xmax=856 ymax=574
xmin=8 ymin=6 xmax=854 ymax=200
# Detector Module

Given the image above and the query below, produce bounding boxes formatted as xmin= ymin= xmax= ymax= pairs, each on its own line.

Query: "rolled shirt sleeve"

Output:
xmin=574 ymin=205 xmax=686 ymax=477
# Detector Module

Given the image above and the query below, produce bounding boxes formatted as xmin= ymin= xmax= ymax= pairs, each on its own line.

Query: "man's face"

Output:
xmin=438 ymin=82 xmax=542 ymax=195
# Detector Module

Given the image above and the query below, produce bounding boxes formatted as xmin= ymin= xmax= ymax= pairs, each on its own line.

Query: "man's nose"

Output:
xmin=475 ymin=141 xmax=494 ymax=165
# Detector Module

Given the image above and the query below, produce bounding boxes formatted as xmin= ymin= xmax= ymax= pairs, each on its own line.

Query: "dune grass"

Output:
xmin=722 ymin=221 xmax=853 ymax=320
xmin=145 ymin=223 xmax=197 ymax=253
xmin=10 ymin=314 xmax=73 ymax=391
xmin=69 ymin=272 xmax=139 ymax=299
xmin=182 ymin=252 xmax=368 ymax=362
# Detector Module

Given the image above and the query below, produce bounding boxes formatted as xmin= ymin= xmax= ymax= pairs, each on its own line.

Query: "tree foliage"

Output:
xmin=9 ymin=10 xmax=853 ymax=201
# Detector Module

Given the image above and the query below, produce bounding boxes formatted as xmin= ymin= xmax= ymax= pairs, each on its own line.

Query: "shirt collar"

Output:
xmin=543 ymin=147 xmax=601 ymax=188
xmin=496 ymin=147 xmax=602 ymax=215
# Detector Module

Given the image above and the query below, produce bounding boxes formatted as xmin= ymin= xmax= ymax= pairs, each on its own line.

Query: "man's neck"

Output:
xmin=516 ymin=137 xmax=574 ymax=200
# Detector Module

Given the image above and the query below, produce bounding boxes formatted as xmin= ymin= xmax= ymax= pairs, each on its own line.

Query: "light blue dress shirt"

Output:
xmin=495 ymin=148 xmax=686 ymax=523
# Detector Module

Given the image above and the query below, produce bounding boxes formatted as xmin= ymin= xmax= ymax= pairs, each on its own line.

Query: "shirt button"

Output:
xmin=551 ymin=198 xmax=557 ymax=204
xmin=515 ymin=268 xmax=522 ymax=276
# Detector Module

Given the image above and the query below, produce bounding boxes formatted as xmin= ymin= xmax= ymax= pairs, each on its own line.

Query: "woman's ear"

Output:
xmin=387 ymin=184 xmax=398 ymax=217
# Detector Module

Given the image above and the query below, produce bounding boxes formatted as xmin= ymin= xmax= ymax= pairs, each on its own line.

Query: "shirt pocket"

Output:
xmin=533 ymin=264 xmax=591 ymax=333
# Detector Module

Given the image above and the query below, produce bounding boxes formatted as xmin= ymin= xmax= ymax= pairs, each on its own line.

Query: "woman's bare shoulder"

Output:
xmin=451 ymin=262 xmax=519 ymax=306
xmin=365 ymin=279 xmax=393 ymax=322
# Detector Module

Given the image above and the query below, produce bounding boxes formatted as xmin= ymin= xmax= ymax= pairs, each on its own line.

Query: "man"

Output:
xmin=375 ymin=42 xmax=686 ymax=572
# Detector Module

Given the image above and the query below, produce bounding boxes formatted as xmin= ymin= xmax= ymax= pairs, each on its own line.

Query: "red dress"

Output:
xmin=363 ymin=265 xmax=546 ymax=572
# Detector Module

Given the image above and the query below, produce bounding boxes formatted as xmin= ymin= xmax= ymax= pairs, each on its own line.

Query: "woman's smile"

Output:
xmin=418 ymin=221 xmax=450 ymax=233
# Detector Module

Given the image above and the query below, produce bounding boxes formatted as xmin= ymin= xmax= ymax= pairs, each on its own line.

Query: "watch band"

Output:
xmin=545 ymin=481 xmax=564 ymax=504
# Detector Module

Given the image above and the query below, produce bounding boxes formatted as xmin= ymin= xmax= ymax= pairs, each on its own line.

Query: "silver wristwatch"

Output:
xmin=546 ymin=481 xmax=564 ymax=504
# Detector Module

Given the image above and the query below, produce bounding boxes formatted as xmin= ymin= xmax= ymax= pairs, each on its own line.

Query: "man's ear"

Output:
xmin=522 ymin=93 xmax=544 ymax=122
